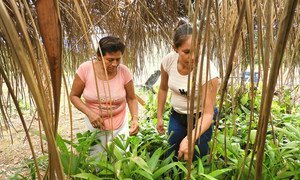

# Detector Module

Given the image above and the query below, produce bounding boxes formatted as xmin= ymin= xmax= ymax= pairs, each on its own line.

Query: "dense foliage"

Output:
xmin=10 ymin=86 xmax=300 ymax=179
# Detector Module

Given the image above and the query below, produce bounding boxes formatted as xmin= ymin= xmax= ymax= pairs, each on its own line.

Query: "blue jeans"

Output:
xmin=167 ymin=107 xmax=218 ymax=161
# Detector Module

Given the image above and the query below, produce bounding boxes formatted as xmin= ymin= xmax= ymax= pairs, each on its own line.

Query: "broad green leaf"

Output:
xmin=176 ymin=162 xmax=188 ymax=174
xmin=148 ymin=147 xmax=162 ymax=172
xmin=276 ymin=170 xmax=300 ymax=179
xmin=114 ymin=135 xmax=126 ymax=150
xmin=56 ymin=134 xmax=69 ymax=155
xmin=129 ymin=156 xmax=152 ymax=174
xmin=160 ymin=152 xmax=174 ymax=167
xmin=59 ymin=153 xmax=71 ymax=175
xmin=153 ymin=162 xmax=179 ymax=179
xmin=97 ymin=161 xmax=115 ymax=173
xmin=134 ymin=169 xmax=153 ymax=180
xmin=208 ymin=168 xmax=232 ymax=177
xmin=199 ymin=173 xmax=218 ymax=180
xmin=114 ymin=146 xmax=125 ymax=160
xmin=127 ymin=158 xmax=136 ymax=175
xmin=172 ymin=167 xmax=180 ymax=179
xmin=73 ymin=173 xmax=102 ymax=180
xmin=70 ymin=153 xmax=80 ymax=175
xmin=164 ymin=177 xmax=172 ymax=180
xmin=122 ymin=160 xmax=131 ymax=177
xmin=241 ymin=95 xmax=249 ymax=105
xmin=284 ymin=123 xmax=300 ymax=138
xmin=281 ymin=148 xmax=300 ymax=157
xmin=115 ymin=160 xmax=123 ymax=178
xmin=274 ymin=127 xmax=298 ymax=139
xmin=176 ymin=162 xmax=196 ymax=180
xmin=98 ymin=169 xmax=114 ymax=176
xmin=250 ymin=130 xmax=257 ymax=144
xmin=241 ymin=105 xmax=250 ymax=114
xmin=125 ymin=137 xmax=131 ymax=150
xmin=197 ymin=158 xmax=204 ymax=174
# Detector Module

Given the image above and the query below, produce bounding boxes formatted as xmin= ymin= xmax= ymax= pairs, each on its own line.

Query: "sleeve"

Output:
xmin=120 ymin=64 xmax=133 ymax=85
xmin=161 ymin=53 xmax=173 ymax=74
xmin=76 ymin=61 xmax=89 ymax=83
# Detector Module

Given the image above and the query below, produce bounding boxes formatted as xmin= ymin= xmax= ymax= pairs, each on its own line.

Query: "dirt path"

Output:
xmin=0 ymin=106 xmax=86 ymax=179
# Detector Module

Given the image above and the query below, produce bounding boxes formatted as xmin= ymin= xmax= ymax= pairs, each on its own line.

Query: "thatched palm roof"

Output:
xmin=0 ymin=0 xmax=299 ymax=179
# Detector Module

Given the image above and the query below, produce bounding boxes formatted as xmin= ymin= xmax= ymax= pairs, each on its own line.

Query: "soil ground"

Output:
xmin=0 ymin=102 xmax=86 ymax=179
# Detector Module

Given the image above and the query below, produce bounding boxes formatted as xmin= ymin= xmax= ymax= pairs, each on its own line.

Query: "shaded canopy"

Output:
xmin=60 ymin=0 xmax=188 ymax=74
xmin=1 ymin=0 xmax=299 ymax=75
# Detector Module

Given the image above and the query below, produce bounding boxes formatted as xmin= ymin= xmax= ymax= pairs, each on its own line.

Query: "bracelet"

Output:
xmin=132 ymin=114 xmax=138 ymax=118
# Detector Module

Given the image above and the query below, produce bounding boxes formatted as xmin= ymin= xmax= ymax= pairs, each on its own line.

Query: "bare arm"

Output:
xmin=125 ymin=80 xmax=139 ymax=135
xmin=70 ymin=74 xmax=104 ymax=129
xmin=178 ymin=78 xmax=218 ymax=160
xmin=193 ymin=77 xmax=218 ymax=141
xmin=156 ymin=64 xmax=169 ymax=134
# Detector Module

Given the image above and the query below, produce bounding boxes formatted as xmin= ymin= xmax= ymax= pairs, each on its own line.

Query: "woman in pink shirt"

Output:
xmin=70 ymin=36 xmax=139 ymax=153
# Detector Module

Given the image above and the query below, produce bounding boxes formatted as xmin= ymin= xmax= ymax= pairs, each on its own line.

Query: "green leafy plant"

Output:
xmin=10 ymin=87 xmax=300 ymax=179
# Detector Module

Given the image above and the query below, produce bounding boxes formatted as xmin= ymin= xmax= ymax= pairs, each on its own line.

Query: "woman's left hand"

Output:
xmin=178 ymin=137 xmax=191 ymax=161
xmin=129 ymin=120 xmax=139 ymax=136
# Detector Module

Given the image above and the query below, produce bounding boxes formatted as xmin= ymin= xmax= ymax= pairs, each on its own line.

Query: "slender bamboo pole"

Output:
xmin=186 ymin=0 xmax=202 ymax=179
xmin=247 ymin=1 xmax=273 ymax=178
xmin=209 ymin=0 xmax=247 ymax=163
xmin=214 ymin=0 xmax=224 ymax=81
xmin=62 ymin=73 xmax=74 ymax=179
xmin=238 ymin=0 xmax=255 ymax=178
xmin=255 ymin=1 xmax=298 ymax=179
xmin=0 ymin=2 xmax=65 ymax=179
xmin=0 ymin=63 xmax=42 ymax=180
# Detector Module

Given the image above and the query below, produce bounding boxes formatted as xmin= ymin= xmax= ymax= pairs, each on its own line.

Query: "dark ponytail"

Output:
xmin=173 ymin=20 xmax=192 ymax=48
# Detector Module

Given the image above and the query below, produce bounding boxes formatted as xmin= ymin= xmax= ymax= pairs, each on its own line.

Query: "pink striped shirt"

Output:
xmin=76 ymin=61 xmax=132 ymax=130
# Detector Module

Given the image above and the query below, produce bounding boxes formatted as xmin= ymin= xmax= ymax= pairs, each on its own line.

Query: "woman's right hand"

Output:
xmin=88 ymin=112 xmax=104 ymax=129
xmin=156 ymin=118 xmax=165 ymax=134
